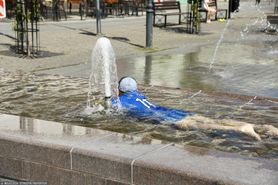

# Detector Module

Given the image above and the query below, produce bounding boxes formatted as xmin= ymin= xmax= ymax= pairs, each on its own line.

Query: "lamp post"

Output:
xmin=96 ymin=0 xmax=101 ymax=35
xmin=146 ymin=0 xmax=153 ymax=48
xmin=228 ymin=0 xmax=232 ymax=19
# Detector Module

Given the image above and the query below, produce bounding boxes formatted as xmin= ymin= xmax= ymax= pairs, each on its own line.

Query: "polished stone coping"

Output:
xmin=0 ymin=113 xmax=277 ymax=185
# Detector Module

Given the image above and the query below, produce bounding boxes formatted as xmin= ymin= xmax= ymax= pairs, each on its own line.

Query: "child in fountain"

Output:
xmin=113 ymin=77 xmax=278 ymax=141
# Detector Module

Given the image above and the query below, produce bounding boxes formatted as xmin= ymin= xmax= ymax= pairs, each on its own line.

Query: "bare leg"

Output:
xmin=176 ymin=115 xmax=262 ymax=140
xmin=207 ymin=7 xmax=216 ymax=21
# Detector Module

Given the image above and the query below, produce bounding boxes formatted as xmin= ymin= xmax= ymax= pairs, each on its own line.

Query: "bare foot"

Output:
xmin=238 ymin=124 xmax=261 ymax=141
xmin=261 ymin=125 xmax=278 ymax=136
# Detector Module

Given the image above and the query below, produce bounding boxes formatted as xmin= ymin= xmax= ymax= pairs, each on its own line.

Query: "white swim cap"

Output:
xmin=119 ymin=77 xmax=137 ymax=92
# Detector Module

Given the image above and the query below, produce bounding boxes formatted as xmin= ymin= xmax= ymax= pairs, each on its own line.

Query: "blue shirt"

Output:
xmin=113 ymin=90 xmax=194 ymax=124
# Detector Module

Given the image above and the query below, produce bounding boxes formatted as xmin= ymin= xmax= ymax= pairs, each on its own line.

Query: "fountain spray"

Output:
xmin=88 ymin=37 xmax=119 ymax=112
xmin=103 ymin=49 xmax=112 ymax=109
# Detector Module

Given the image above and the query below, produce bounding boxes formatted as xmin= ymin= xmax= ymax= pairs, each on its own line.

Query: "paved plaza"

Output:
xmin=0 ymin=0 xmax=277 ymax=98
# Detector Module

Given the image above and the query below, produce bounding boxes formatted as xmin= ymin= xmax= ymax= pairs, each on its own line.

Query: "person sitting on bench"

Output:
xmin=203 ymin=0 xmax=216 ymax=23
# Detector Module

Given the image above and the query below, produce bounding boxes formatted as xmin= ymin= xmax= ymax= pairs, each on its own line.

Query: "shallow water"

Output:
xmin=0 ymin=70 xmax=277 ymax=160
xmin=117 ymin=40 xmax=278 ymax=98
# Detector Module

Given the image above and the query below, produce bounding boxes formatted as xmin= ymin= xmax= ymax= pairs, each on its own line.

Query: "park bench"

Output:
xmin=41 ymin=0 xmax=67 ymax=21
xmin=199 ymin=0 xmax=227 ymax=22
xmin=103 ymin=0 xmax=145 ymax=17
xmin=267 ymin=15 xmax=278 ymax=24
xmin=68 ymin=0 xmax=82 ymax=13
xmin=152 ymin=1 xmax=191 ymax=27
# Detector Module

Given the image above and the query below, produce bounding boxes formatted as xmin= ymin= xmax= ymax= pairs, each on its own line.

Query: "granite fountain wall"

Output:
xmin=0 ymin=114 xmax=277 ymax=185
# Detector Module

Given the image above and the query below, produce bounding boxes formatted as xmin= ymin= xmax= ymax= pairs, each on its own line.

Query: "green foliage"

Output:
xmin=189 ymin=0 xmax=201 ymax=34
xmin=13 ymin=0 xmax=41 ymax=31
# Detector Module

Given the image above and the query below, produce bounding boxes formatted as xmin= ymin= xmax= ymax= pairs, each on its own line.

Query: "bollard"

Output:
xmin=146 ymin=0 xmax=153 ymax=48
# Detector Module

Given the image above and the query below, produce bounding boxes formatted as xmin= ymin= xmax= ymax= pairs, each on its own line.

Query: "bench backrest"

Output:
xmin=208 ymin=0 xmax=217 ymax=8
xmin=68 ymin=0 xmax=82 ymax=4
xmin=153 ymin=1 xmax=181 ymax=12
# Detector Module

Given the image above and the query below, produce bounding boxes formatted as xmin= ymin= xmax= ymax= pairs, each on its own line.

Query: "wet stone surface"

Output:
xmin=117 ymin=37 xmax=278 ymax=99
xmin=0 ymin=70 xmax=277 ymax=160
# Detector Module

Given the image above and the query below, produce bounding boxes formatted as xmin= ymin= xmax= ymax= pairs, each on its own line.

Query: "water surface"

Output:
xmin=0 ymin=70 xmax=277 ymax=160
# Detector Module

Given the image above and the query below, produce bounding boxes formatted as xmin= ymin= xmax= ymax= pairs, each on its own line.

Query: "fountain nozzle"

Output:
xmin=105 ymin=96 xmax=112 ymax=109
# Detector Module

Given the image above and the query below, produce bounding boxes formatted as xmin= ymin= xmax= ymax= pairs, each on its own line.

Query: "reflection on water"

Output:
xmin=0 ymin=114 xmax=164 ymax=146
xmin=0 ymin=70 xmax=277 ymax=160
xmin=18 ymin=116 xmax=91 ymax=136
xmin=117 ymin=52 xmax=216 ymax=92
xmin=117 ymin=42 xmax=278 ymax=98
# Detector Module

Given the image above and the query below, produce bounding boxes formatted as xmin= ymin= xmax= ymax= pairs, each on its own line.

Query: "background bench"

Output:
xmin=267 ymin=15 xmax=278 ymax=24
xmin=152 ymin=1 xmax=190 ymax=27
